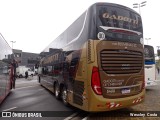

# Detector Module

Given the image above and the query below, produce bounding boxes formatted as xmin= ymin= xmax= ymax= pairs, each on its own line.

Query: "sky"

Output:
xmin=0 ymin=0 xmax=159 ymax=54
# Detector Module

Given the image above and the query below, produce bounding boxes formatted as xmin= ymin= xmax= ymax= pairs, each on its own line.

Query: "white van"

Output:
xmin=16 ymin=66 xmax=34 ymax=78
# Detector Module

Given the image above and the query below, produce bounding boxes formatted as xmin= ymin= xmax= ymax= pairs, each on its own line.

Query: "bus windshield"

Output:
xmin=144 ymin=45 xmax=155 ymax=64
xmin=97 ymin=4 xmax=143 ymax=43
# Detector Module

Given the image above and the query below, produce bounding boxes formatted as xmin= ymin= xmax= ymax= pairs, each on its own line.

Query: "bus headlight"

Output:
xmin=97 ymin=32 xmax=105 ymax=40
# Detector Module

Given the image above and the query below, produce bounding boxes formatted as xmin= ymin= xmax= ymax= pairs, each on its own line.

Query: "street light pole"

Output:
xmin=10 ymin=41 xmax=16 ymax=60
xmin=133 ymin=3 xmax=141 ymax=15
xmin=145 ymin=38 xmax=151 ymax=45
xmin=10 ymin=41 xmax=16 ymax=49
xmin=133 ymin=1 xmax=147 ymax=15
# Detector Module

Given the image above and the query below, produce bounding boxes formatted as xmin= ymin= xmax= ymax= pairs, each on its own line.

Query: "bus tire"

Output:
xmin=55 ymin=83 xmax=60 ymax=99
xmin=62 ymin=87 xmax=68 ymax=106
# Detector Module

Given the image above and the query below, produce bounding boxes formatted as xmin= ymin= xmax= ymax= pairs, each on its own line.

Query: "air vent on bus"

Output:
xmin=87 ymin=40 xmax=95 ymax=63
xmin=73 ymin=81 xmax=84 ymax=106
xmin=100 ymin=50 xmax=143 ymax=74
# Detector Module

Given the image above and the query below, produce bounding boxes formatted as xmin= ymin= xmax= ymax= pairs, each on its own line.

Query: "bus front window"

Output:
xmin=97 ymin=5 xmax=143 ymax=44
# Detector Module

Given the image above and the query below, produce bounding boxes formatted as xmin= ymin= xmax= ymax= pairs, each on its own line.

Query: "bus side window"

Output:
xmin=63 ymin=62 xmax=69 ymax=80
xmin=37 ymin=67 xmax=42 ymax=74
xmin=52 ymin=65 xmax=55 ymax=77
xmin=53 ymin=64 xmax=59 ymax=77
xmin=47 ymin=66 xmax=52 ymax=76
xmin=42 ymin=67 xmax=45 ymax=74
xmin=42 ymin=67 xmax=48 ymax=75
xmin=69 ymin=58 xmax=78 ymax=82
xmin=63 ymin=62 xmax=69 ymax=71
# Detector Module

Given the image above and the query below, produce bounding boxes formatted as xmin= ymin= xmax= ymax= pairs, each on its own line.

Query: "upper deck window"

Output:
xmin=96 ymin=5 xmax=143 ymax=43
xmin=97 ymin=5 xmax=142 ymax=33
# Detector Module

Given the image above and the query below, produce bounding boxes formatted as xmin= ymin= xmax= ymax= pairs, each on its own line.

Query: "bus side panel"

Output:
xmin=0 ymin=60 xmax=12 ymax=104
xmin=65 ymin=42 xmax=89 ymax=110
xmin=145 ymin=64 xmax=157 ymax=87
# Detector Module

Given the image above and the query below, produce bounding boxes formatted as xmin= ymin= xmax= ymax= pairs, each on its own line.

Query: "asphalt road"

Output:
xmin=0 ymin=76 xmax=83 ymax=120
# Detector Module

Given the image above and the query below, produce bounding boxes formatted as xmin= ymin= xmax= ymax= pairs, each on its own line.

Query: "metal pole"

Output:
xmin=10 ymin=41 xmax=16 ymax=59
xmin=10 ymin=41 xmax=16 ymax=49
xmin=145 ymin=38 xmax=151 ymax=45
xmin=133 ymin=1 xmax=146 ymax=15
xmin=139 ymin=4 xmax=141 ymax=15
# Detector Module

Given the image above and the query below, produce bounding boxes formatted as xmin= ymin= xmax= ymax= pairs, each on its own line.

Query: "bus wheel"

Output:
xmin=62 ymin=87 xmax=68 ymax=106
xmin=55 ymin=83 xmax=60 ymax=99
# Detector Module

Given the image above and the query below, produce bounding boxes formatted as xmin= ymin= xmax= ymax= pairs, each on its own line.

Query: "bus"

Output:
xmin=38 ymin=2 xmax=145 ymax=112
xmin=0 ymin=33 xmax=13 ymax=104
xmin=144 ymin=45 xmax=157 ymax=87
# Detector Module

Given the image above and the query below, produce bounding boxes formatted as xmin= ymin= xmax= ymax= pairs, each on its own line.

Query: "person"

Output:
xmin=8 ymin=66 xmax=13 ymax=89
xmin=11 ymin=59 xmax=18 ymax=89
xmin=157 ymin=66 xmax=160 ymax=74
xmin=25 ymin=71 xmax=28 ymax=79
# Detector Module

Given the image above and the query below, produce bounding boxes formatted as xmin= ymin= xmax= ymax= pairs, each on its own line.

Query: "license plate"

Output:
xmin=121 ymin=88 xmax=130 ymax=94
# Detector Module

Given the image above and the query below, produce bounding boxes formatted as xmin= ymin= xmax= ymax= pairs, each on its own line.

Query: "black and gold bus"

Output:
xmin=38 ymin=2 xmax=145 ymax=112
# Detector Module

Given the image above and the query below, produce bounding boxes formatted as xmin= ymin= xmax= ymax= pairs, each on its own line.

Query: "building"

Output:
xmin=13 ymin=49 xmax=40 ymax=70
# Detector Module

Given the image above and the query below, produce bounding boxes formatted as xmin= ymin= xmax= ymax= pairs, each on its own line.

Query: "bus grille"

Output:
xmin=100 ymin=49 xmax=143 ymax=74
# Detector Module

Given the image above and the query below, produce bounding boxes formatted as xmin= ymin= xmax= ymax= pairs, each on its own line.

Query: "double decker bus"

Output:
xmin=144 ymin=45 xmax=157 ymax=87
xmin=38 ymin=2 xmax=145 ymax=111
xmin=0 ymin=33 xmax=13 ymax=104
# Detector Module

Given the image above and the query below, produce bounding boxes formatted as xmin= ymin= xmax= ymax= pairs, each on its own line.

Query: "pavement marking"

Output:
xmin=3 ymin=107 xmax=17 ymax=111
xmin=82 ymin=116 xmax=88 ymax=120
xmin=15 ymin=85 xmax=39 ymax=90
xmin=63 ymin=112 xmax=79 ymax=120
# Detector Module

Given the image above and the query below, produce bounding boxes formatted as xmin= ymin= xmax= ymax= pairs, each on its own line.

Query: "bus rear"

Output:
xmin=86 ymin=3 xmax=145 ymax=111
